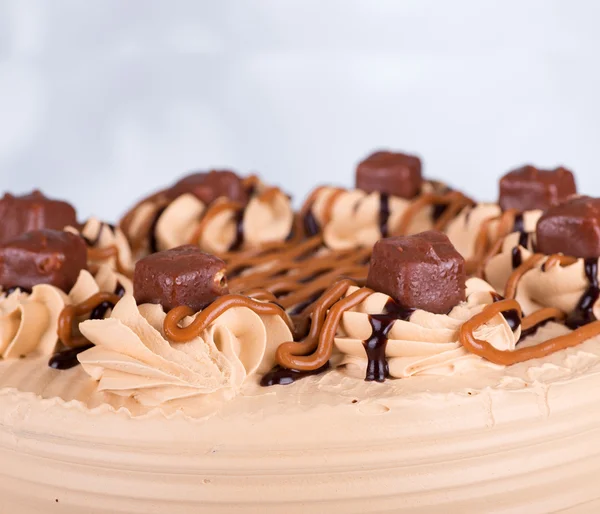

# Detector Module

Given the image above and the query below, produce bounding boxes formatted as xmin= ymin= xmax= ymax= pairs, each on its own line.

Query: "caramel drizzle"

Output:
xmin=299 ymin=186 xmax=346 ymax=233
xmin=466 ymin=208 xmax=519 ymax=274
xmin=163 ymin=295 xmax=295 ymax=342
xmin=86 ymin=245 xmax=131 ymax=277
xmin=214 ymin=232 xmax=370 ymax=317
xmin=392 ymin=191 xmax=474 ymax=236
xmin=299 ymin=185 xmax=473 ymax=240
xmin=275 ymin=280 xmax=374 ymax=370
xmin=459 ymin=299 xmax=600 ymax=365
xmin=504 ymin=253 xmax=578 ymax=301
xmin=57 ymin=292 xmax=122 ymax=348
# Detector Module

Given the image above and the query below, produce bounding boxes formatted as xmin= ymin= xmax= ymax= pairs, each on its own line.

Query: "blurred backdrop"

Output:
xmin=0 ymin=0 xmax=598 ymax=221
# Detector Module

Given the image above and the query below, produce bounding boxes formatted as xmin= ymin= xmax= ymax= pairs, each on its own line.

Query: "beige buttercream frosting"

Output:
xmin=0 ymin=265 xmax=132 ymax=360
xmin=486 ymin=239 xmax=599 ymax=317
xmin=445 ymin=203 xmax=502 ymax=259
xmin=155 ymin=190 xmax=293 ymax=254
xmin=65 ymin=217 xmax=134 ymax=274
xmin=309 ymin=186 xmax=435 ymax=250
xmin=124 ymin=184 xmax=293 ymax=256
xmin=445 ymin=204 xmax=542 ymax=262
xmin=334 ymin=278 xmax=518 ymax=378
xmin=78 ymin=295 xmax=293 ymax=406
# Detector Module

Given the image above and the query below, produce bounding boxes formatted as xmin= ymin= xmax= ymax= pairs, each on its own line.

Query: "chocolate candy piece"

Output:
xmin=134 ymin=245 xmax=229 ymax=312
xmin=0 ymin=230 xmax=87 ymax=293
xmin=366 ymin=231 xmax=465 ymax=314
xmin=356 ymin=150 xmax=423 ymax=199
xmin=0 ymin=190 xmax=78 ymax=245
xmin=536 ymin=196 xmax=600 ymax=258
xmin=499 ymin=165 xmax=576 ymax=212
xmin=166 ymin=170 xmax=249 ymax=205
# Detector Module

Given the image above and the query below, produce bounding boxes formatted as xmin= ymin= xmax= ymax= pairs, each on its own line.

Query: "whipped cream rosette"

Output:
xmin=485 ymin=196 xmax=600 ymax=326
xmin=334 ymin=278 xmax=516 ymax=378
xmin=445 ymin=164 xmax=576 ymax=270
xmin=299 ymin=150 xmax=472 ymax=250
xmin=65 ymin=217 xmax=134 ymax=275
xmin=77 ymin=294 xmax=293 ymax=406
xmin=445 ymin=204 xmax=543 ymax=272
xmin=302 ymin=182 xmax=469 ymax=251
xmin=0 ymin=265 xmax=131 ymax=360
xmin=120 ymin=170 xmax=293 ymax=256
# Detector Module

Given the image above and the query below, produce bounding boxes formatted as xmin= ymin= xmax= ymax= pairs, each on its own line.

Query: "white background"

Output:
xmin=0 ymin=0 xmax=598 ymax=222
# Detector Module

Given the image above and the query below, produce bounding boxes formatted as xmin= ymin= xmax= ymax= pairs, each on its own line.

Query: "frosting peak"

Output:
xmin=78 ymin=295 xmax=293 ymax=406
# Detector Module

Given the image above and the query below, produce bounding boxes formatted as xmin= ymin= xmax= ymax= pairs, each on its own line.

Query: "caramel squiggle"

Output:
xmin=521 ymin=307 xmax=565 ymax=332
xmin=86 ymin=245 xmax=132 ymax=277
xmin=460 ymin=299 xmax=600 ymax=365
xmin=220 ymin=234 xmax=370 ymax=316
xmin=187 ymin=200 xmax=244 ymax=246
xmin=393 ymin=191 xmax=474 ymax=236
xmin=276 ymin=281 xmax=374 ymax=371
xmin=466 ymin=208 xmax=519 ymax=274
xmin=163 ymin=295 xmax=294 ymax=342
xmin=57 ymin=292 xmax=122 ymax=348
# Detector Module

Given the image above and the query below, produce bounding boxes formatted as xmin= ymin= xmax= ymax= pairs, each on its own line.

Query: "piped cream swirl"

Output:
xmin=0 ymin=265 xmax=132 ymax=359
xmin=445 ymin=204 xmax=542 ymax=263
xmin=65 ymin=217 xmax=134 ymax=275
xmin=78 ymin=295 xmax=294 ymax=406
xmin=307 ymin=184 xmax=440 ymax=250
xmin=486 ymin=240 xmax=600 ymax=317
xmin=122 ymin=182 xmax=293 ymax=256
xmin=333 ymin=278 xmax=519 ymax=378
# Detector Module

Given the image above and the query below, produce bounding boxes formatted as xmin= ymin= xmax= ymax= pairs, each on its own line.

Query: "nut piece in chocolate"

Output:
xmin=134 ymin=245 xmax=229 ymax=312
xmin=536 ymin=196 xmax=600 ymax=259
xmin=366 ymin=231 xmax=466 ymax=314
xmin=0 ymin=230 xmax=87 ymax=293
xmin=166 ymin=170 xmax=249 ymax=205
xmin=499 ymin=165 xmax=577 ymax=212
xmin=0 ymin=190 xmax=78 ymax=245
xmin=356 ymin=150 xmax=423 ymax=199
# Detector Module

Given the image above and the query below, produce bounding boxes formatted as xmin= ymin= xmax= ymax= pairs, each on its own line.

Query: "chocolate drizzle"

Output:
xmin=378 ymin=193 xmax=391 ymax=238
xmin=513 ymin=213 xmax=525 ymax=233
xmin=288 ymin=290 xmax=323 ymax=316
xmin=364 ymin=299 xmax=414 ymax=382
xmin=566 ymin=258 xmax=600 ymax=329
xmin=89 ymin=282 xmax=125 ymax=320
xmin=517 ymin=318 xmax=555 ymax=344
xmin=228 ymin=209 xmax=245 ymax=252
xmin=303 ymin=209 xmax=320 ymax=237
xmin=503 ymin=310 xmax=521 ymax=332
xmin=260 ymin=362 xmax=330 ymax=386
xmin=510 ymin=214 xmax=531 ymax=269
xmin=48 ymin=343 xmax=94 ymax=370
xmin=4 ymin=286 xmax=32 ymax=295
xmin=491 ymin=292 xmax=521 ymax=331
xmin=511 ymin=247 xmax=522 ymax=269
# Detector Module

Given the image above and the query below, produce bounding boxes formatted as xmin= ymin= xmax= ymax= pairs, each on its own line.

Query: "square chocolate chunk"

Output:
xmin=0 ymin=230 xmax=87 ymax=293
xmin=134 ymin=245 xmax=229 ymax=312
xmin=366 ymin=231 xmax=466 ymax=314
xmin=166 ymin=170 xmax=249 ymax=205
xmin=536 ymin=196 xmax=600 ymax=258
xmin=499 ymin=165 xmax=576 ymax=212
xmin=356 ymin=150 xmax=423 ymax=199
xmin=0 ymin=190 xmax=78 ymax=245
